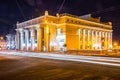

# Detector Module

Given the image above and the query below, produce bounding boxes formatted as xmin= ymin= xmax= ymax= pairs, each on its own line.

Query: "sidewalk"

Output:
xmin=0 ymin=51 xmax=120 ymax=67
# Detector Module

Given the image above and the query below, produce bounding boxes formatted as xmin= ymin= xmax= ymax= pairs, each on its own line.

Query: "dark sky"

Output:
xmin=0 ymin=0 xmax=120 ymax=42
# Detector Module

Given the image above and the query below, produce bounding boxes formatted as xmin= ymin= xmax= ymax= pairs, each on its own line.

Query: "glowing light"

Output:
xmin=57 ymin=28 xmax=61 ymax=34
xmin=109 ymin=44 xmax=112 ymax=48
xmin=113 ymin=42 xmax=118 ymax=49
xmin=56 ymin=34 xmax=66 ymax=46
xmin=44 ymin=20 xmax=47 ymax=24
xmin=0 ymin=37 xmax=3 ymax=40
xmin=46 ymin=27 xmax=49 ymax=34
xmin=23 ymin=43 xmax=25 ymax=47
xmin=45 ymin=10 xmax=48 ymax=15
xmin=0 ymin=52 xmax=120 ymax=67
xmin=50 ymin=41 xmax=57 ymax=46
xmin=28 ymin=43 xmax=31 ymax=47
xmin=114 ymin=42 xmax=118 ymax=46
xmin=78 ymin=29 xmax=81 ymax=34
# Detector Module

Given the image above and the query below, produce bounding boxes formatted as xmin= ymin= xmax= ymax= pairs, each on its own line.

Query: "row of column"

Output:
xmin=16 ymin=27 xmax=112 ymax=51
xmin=16 ymin=27 xmax=39 ymax=51
xmin=78 ymin=29 xmax=112 ymax=50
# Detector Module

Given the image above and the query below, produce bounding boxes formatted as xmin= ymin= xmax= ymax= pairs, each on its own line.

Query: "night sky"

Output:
xmin=0 ymin=0 xmax=120 ymax=42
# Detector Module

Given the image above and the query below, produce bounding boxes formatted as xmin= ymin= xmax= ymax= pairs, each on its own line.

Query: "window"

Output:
xmin=57 ymin=28 xmax=63 ymax=35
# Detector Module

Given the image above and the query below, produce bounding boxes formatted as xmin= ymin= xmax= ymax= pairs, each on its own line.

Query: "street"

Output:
xmin=0 ymin=52 xmax=120 ymax=80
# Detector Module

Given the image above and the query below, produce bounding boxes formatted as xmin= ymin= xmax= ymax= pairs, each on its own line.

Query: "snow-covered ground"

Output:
xmin=0 ymin=51 xmax=120 ymax=67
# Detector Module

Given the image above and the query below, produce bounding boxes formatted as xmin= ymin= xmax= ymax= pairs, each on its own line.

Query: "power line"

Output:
xmin=15 ymin=0 xmax=26 ymax=20
xmin=0 ymin=18 xmax=15 ymax=27
xmin=92 ymin=6 xmax=120 ymax=15
xmin=58 ymin=0 xmax=66 ymax=13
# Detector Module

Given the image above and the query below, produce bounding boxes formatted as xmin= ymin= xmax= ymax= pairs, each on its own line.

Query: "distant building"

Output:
xmin=0 ymin=36 xmax=7 ymax=50
xmin=16 ymin=11 xmax=112 ymax=52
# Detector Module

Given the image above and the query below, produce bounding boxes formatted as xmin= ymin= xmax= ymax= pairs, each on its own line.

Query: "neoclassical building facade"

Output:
xmin=16 ymin=11 xmax=112 ymax=52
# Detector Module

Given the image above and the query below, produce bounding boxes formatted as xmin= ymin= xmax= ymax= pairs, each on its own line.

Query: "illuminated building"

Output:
xmin=16 ymin=11 xmax=112 ymax=52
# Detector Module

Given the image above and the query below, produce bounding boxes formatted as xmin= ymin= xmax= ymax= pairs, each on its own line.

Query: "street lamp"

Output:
xmin=0 ymin=37 xmax=3 ymax=40
xmin=113 ymin=42 xmax=118 ymax=49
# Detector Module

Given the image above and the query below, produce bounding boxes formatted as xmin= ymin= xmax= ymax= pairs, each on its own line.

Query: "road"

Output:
xmin=0 ymin=52 xmax=120 ymax=80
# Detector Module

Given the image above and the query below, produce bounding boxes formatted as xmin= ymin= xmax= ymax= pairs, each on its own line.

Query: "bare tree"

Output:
xmin=6 ymin=34 xmax=16 ymax=50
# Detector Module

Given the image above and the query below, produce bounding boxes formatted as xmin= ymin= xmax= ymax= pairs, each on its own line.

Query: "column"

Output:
xmin=16 ymin=30 xmax=20 ymax=50
xmin=37 ymin=27 xmax=42 ymax=52
xmin=104 ymin=32 xmax=106 ymax=49
xmin=34 ymin=29 xmax=37 ymax=51
xmin=44 ymin=26 xmax=50 ymax=52
xmin=78 ymin=29 xmax=81 ymax=50
xmin=89 ymin=30 xmax=92 ymax=49
xmin=20 ymin=29 xmax=24 ymax=50
xmin=82 ymin=29 xmax=85 ymax=49
xmin=80 ymin=29 xmax=83 ymax=50
xmin=107 ymin=32 xmax=109 ymax=49
xmin=110 ymin=33 xmax=112 ymax=48
xmin=28 ymin=30 xmax=31 ymax=50
xmin=95 ymin=31 xmax=97 ymax=49
xmin=31 ymin=28 xmax=35 ymax=51
xmin=108 ymin=32 xmax=110 ymax=48
xmin=105 ymin=32 xmax=107 ymax=49
xmin=87 ymin=30 xmax=90 ymax=49
xmin=25 ymin=29 xmax=29 ymax=51
xmin=91 ymin=30 xmax=94 ymax=50
xmin=101 ymin=32 xmax=104 ymax=49
xmin=99 ymin=31 xmax=102 ymax=49
xmin=109 ymin=32 xmax=112 ymax=48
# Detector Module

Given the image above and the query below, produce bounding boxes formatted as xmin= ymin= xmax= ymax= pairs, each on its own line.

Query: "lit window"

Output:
xmin=57 ymin=28 xmax=63 ymax=35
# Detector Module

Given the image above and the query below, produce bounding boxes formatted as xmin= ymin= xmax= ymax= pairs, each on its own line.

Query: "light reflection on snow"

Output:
xmin=0 ymin=51 xmax=120 ymax=67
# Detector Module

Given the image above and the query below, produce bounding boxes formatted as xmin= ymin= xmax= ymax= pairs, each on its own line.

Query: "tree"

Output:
xmin=6 ymin=34 xmax=16 ymax=50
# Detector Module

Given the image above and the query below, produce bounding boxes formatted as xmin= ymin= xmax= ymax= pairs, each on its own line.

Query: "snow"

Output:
xmin=0 ymin=51 xmax=120 ymax=67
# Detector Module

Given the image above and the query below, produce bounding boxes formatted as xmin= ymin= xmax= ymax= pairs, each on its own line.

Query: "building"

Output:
xmin=0 ymin=36 xmax=7 ymax=50
xmin=16 ymin=11 xmax=112 ymax=52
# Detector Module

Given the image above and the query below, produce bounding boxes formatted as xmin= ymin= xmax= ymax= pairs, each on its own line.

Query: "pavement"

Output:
xmin=0 ymin=51 xmax=120 ymax=67
xmin=0 ymin=51 xmax=120 ymax=80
